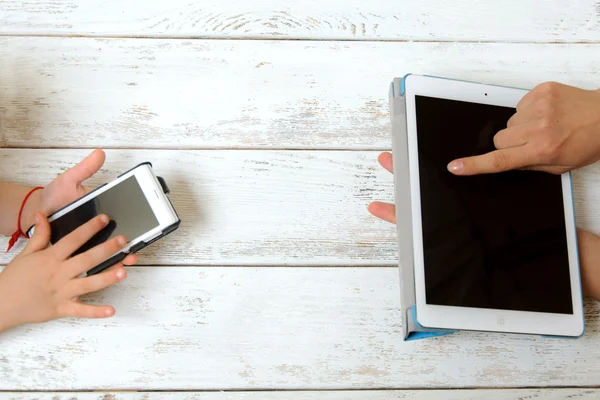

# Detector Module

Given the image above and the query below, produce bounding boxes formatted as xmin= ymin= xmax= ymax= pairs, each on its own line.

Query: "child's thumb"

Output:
xmin=21 ymin=213 xmax=51 ymax=255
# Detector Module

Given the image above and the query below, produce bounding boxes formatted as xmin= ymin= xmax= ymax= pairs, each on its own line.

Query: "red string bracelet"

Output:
xmin=6 ymin=186 xmax=44 ymax=252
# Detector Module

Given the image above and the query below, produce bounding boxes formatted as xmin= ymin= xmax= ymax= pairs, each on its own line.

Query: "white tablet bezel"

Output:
xmin=37 ymin=163 xmax=178 ymax=253
xmin=404 ymin=74 xmax=584 ymax=337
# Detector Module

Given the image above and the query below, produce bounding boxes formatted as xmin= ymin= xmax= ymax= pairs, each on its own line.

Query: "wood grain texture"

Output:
xmin=0 ymin=149 xmax=397 ymax=265
xmin=2 ymin=149 xmax=600 ymax=266
xmin=2 ymin=0 xmax=600 ymax=42
xmin=2 ymin=389 xmax=600 ymax=400
xmin=2 ymin=37 xmax=600 ymax=150
xmin=1 ymin=267 xmax=600 ymax=390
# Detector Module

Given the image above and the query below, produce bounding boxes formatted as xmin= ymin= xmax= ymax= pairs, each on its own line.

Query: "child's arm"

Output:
xmin=0 ymin=183 xmax=42 ymax=235
xmin=0 ymin=149 xmax=106 ymax=239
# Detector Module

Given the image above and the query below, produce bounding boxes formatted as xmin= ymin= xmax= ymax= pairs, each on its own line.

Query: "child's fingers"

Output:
xmin=122 ymin=253 xmax=138 ymax=266
xmin=67 ymin=266 xmax=127 ymax=298
xmin=59 ymin=301 xmax=116 ymax=319
xmin=21 ymin=213 xmax=51 ymax=256
xmin=67 ymin=236 xmax=127 ymax=278
xmin=53 ymin=215 xmax=111 ymax=260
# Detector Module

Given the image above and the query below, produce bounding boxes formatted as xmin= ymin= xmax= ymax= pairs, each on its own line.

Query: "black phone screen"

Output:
xmin=49 ymin=176 xmax=159 ymax=256
xmin=415 ymin=95 xmax=573 ymax=315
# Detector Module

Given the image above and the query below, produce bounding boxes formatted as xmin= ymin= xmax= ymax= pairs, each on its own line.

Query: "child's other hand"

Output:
xmin=22 ymin=149 xmax=106 ymax=231
xmin=0 ymin=212 xmax=137 ymax=333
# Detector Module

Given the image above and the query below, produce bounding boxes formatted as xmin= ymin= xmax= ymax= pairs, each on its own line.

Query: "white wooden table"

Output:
xmin=1 ymin=1 xmax=600 ymax=398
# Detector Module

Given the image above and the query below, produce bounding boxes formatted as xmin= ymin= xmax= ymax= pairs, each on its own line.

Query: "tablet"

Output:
xmin=403 ymin=74 xmax=584 ymax=337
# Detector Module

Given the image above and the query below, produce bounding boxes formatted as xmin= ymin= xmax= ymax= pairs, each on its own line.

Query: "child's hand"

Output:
xmin=22 ymin=149 xmax=106 ymax=231
xmin=0 ymin=212 xmax=137 ymax=333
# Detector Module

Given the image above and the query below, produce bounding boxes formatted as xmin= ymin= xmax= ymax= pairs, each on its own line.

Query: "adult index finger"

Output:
xmin=447 ymin=147 xmax=538 ymax=176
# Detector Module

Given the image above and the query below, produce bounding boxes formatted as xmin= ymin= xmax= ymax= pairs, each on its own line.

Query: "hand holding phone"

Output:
xmin=28 ymin=162 xmax=181 ymax=275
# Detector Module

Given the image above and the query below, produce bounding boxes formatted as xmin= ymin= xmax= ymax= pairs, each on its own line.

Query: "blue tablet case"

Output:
xmin=389 ymin=76 xmax=585 ymax=341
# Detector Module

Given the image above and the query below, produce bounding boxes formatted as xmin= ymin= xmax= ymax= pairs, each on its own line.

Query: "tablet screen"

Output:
xmin=415 ymin=95 xmax=573 ymax=315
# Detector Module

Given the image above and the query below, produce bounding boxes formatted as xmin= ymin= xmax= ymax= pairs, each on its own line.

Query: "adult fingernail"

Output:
xmin=448 ymin=160 xmax=464 ymax=173
xmin=105 ymin=308 xmax=113 ymax=316
xmin=100 ymin=215 xmax=109 ymax=224
xmin=116 ymin=269 xmax=125 ymax=279
xmin=34 ymin=214 xmax=39 ymax=224
xmin=117 ymin=236 xmax=126 ymax=246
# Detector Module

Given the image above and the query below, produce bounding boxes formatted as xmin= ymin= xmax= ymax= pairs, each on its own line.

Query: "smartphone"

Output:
xmin=27 ymin=162 xmax=181 ymax=275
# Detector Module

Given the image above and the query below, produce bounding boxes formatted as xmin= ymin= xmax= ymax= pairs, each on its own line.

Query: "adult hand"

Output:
xmin=367 ymin=152 xmax=396 ymax=224
xmin=369 ymin=152 xmax=600 ymax=302
xmin=576 ymin=228 xmax=600 ymax=301
xmin=22 ymin=149 xmax=105 ymax=231
xmin=447 ymin=82 xmax=600 ymax=175
xmin=0 ymin=213 xmax=137 ymax=333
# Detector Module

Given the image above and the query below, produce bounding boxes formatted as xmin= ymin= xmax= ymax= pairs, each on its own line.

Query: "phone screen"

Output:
xmin=415 ymin=95 xmax=573 ymax=315
xmin=50 ymin=176 xmax=160 ymax=256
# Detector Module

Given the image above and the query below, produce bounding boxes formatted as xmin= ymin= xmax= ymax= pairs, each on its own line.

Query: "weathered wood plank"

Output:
xmin=2 ymin=38 xmax=600 ymax=149
xmin=0 ymin=149 xmax=397 ymax=265
xmin=1 ymin=267 xmax=599 ymax=390
xmin=2 ymin=389 xmax=600 ymax=399
xmin=2 ymin=149 xmax=600 ymax=266
xmin=1 ymin=0 xmax=600 ymax=42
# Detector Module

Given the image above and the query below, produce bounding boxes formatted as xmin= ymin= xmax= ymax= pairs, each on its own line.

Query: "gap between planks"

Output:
xmin=2 ymin=386 xmax=600 ymax=392
xmin=0 ymin=264 xmax=399 ymax=268
xmin=0 ymin=146 xmax=392 ymax=152
xmin=1 ymin=33 xmax=600 ymax=45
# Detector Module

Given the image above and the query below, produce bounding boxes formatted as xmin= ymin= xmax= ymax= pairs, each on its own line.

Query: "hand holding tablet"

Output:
xmin=383 ymin=75 xmax=587 ymax=338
